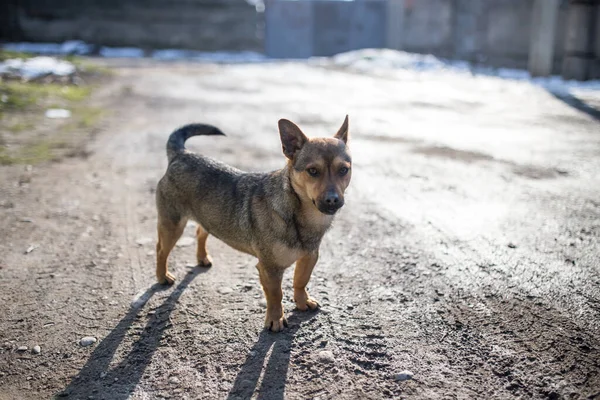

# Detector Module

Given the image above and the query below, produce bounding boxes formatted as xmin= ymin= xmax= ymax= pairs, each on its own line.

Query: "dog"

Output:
xmin=155 ymin=116 xmax=351 ymax=331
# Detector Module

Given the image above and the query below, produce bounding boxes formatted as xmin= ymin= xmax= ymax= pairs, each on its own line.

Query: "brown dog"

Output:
xmin=155 ymin=116 xmax=351 ymax=331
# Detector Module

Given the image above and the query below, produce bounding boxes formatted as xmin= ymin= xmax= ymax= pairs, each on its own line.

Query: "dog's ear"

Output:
xmin=279 ymin=119 xmax=308 ymax=159
xmin=334 ymin=115 xmax=349 ymax=144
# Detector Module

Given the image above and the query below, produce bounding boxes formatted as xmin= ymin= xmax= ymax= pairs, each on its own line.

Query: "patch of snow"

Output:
xmin=320 ymin=48 xmax=600 ymax=96
xmin=99 ymin=47 xmax=145 ymax=58
xmin=3 ymin=41 xmax=91 ymax=55
xmin=323 ymin=48 xmax=458 ymax=72
xmin=3 ymin=42 xmax=64 ymax=55
xmin=152 ymin=49 xmax=267 ymax=63
xmin=0 ymin=56 xmax=76 ymax=80
xmin=3 ymin=42 xmax=599 ymax=96
xmin=60 ymin=40 xmax=93 ymax=55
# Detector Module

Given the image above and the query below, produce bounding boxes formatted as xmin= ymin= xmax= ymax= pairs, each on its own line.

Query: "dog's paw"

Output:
xmin=296 ymin=297 xmax=319 ymax=311
xmin=157 ymin=272 xmax=176 ymax=285
xmin=197 ymin=255 xmax=213 ymax=268
xmin=265 ymin=315 xmax=288 ymax=332
xmin=294 ymin=289 xmax=319 ymax=311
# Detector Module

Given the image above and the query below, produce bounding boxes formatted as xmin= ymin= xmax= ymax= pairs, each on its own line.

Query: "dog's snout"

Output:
xmin=325 ymin=192 xmax=339 ymax=205
xmin=317 ymin=190 xmax=344 ymax=215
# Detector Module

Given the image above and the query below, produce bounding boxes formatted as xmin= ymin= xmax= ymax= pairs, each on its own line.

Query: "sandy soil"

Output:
xmin=1 ymin=59 xmax=599 ymax=400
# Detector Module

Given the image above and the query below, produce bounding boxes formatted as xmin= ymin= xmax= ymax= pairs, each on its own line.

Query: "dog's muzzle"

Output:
xmin=317 ymin=192 xmax=344 ymax=215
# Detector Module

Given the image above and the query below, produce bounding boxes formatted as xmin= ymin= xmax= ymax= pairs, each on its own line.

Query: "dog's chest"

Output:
xmin=271 ymin=241 xmax=306 ymax=267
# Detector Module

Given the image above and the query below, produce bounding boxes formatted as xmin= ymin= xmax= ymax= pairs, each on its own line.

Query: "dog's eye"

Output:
xmin=339 ymin=166 xmax=350 ymax=176
xmin=307 ymin=168 xmax=319 ymax=177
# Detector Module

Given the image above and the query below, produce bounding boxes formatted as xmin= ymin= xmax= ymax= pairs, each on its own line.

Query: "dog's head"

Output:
xmin=279 ymin=116 xmax=351 ymax=216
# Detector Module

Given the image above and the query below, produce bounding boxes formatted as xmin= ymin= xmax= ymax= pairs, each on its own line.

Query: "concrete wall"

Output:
xmin=400 ymin=0 xmax=569 ymax=70
xmin=265 ymin=0 xmax=387 ymax=58
xmin=265 ymin=0 xmax=573 ymax=73
xmin=595 ymin=6 xmax=600 ymax=78
xmin=1 ymin=0 xmax=261 ymax=52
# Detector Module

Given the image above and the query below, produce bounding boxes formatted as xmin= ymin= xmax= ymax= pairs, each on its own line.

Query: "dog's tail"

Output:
xmin=166 ymin=123 xmax=225 ymax=163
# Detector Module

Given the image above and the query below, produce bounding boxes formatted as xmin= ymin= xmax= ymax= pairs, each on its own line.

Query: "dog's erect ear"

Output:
xmin=334 ymin=115 xmax=349 ymax=144
xmin=279 ymin=119 xmax=308 ymax=159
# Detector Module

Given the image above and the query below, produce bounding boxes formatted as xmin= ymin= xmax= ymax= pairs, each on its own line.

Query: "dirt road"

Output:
xmin=1 ymin=59 xmax=599 ymax=399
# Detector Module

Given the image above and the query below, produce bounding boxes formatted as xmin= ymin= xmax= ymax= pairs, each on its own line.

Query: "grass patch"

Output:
xmin=0 ymin=50 xmax=34 ymax=61
xmin=7 ymin=121 xmax=35 ymax=133
xmin=0 ymin=135 xmax=58 ymax=165
xmin=64 ymin=56 xmax=113 ymax=76
xmin=0 ymin=82 xmax=92 ymax=115
xmin=0 ymin=56 xmax=109 ymax=166
xmin=77 ymin=106 xmax=104 ymax=128
xmin=63 ymin=106 xmax=105 ymax=131
xmin=0 ymin=105 xmax=107 ymax=165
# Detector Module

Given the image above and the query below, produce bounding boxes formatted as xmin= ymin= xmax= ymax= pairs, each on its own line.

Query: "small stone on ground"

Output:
xmin=79 ymin=337 xmax=97 ymax=347
xmin=218 ymin=287 xmax=233 ymax=295
xmin=394 ymin=370 xmax=414 ymax=381
xmin=317 ymin=350 xmax=335 ymax=363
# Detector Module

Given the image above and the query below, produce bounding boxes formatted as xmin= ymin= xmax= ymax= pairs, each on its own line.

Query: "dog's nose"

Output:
xmin=325 ymin=192 xmax=339 ymax=205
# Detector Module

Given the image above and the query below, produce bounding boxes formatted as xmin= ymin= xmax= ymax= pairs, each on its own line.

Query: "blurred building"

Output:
xmin=0 ymin=0 xmax=261 ymax=52
xmin=1 ymin=0 xmax=598 ymax=80
xmin=265 ymin=0 xmax=599 ymax=80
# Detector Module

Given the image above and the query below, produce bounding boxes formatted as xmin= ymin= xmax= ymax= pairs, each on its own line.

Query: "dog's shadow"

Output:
xmin=227 ymin=310 xmax=319 ymax=400
xmin=58 ymin=266 xmax=316 ymax=399
xmin=58 ymin=267 xmax=208 ymax=399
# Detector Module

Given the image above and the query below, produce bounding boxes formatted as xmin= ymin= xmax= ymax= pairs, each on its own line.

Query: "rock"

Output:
xmin=24 ymin=245 xmax=38 ymax=254
xmin=79 ymin=337 xmax=97 ymax=347
xmin=176 ymin=237 xmax=195 ymax=247
xmin=45 ymin=108 xmax=71 ymax=119
xmin=135 ymin=237 xmax=153 ymax=246
xmin=32 ymin=345 xmax=41 ymax=354
xmin=317 ymin=350 xmax=335 ymax=363
xmin=100 ymin=372 xmax=107 ymax=378
xmin=259 ymin=298 xmax=267 ymax=308
xmin=169 ymin=376 xmax=180 ymax=384
xmin=508 ymin=243 xmax=517 ymax=249
xmin=394 ymin=370 xmax=414 ymax=381
xmin=218 ymin=287 xmax=233 ymax=295
xmin=17 ymin=346 xmax=28 ymax=352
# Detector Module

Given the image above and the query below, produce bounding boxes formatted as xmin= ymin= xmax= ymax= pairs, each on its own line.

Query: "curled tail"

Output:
xmin=166 ymin=123 xmax=225 ymax=162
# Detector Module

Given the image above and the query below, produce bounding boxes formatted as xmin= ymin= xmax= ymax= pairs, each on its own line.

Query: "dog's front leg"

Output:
xmin=257 ymin=262 xmax=287 ymax=332
xmin=293 ymin=251 xmax=320 ymax=311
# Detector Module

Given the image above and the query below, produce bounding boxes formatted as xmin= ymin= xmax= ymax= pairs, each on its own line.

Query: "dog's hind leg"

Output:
xmin=156 ymin=216 xmax=187 ymax=285
xmin=196 ymin=224 xmax=212 ymax=267
xmin=293 ymin=251 xmax=320 ymax=311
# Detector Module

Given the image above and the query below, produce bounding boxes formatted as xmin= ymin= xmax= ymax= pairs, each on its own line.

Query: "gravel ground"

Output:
xmin=0 ymin=59 xmax=599 ymax=400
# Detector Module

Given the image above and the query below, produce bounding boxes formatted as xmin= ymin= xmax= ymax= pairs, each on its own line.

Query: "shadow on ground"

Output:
xmin=58 ymin=267 xmax=208 ymax=399
xmin=227 ymin=310 xmax=320 ymax=400
xmin=549 ymin=90 xmax=600 ymax=121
